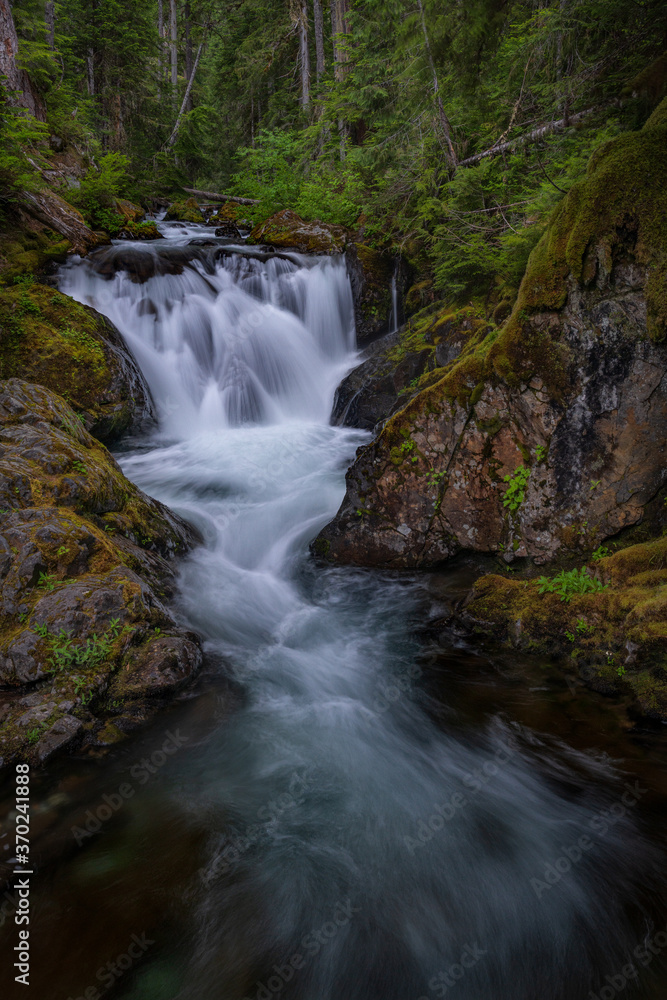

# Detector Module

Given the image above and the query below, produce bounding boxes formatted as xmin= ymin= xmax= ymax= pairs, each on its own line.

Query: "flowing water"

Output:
xmin=2 ymin=225 xmax=667 ymax=1000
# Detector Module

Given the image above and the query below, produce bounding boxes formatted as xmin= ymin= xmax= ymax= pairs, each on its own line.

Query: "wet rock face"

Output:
xmin=0 ymin=380 xmax=203 ymax=767
xmin=331 ymin=304 xmax=484 ymax=431
xmin=88 ymin=243 xmax=214 ymax=282
xmin=0 ymin=282 xmax=155 ymax=443
xmin=249 ymin=209 xmax=348 ymax=254
xmin=345 ymin=244 xmax=410 ymax=347
xmin=315 ymin=124 xmax=667 ymax=569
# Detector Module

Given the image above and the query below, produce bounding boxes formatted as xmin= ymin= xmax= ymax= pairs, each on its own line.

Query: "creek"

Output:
xmin=2 ymin=223 xmax=667 ymax=1000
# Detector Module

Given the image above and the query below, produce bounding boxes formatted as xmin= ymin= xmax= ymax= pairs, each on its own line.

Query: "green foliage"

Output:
xmin=535 ymin=445 xmax=548 ymax=463
xmin=537 ymin=567 xmax=609 ymax=602
xmin=592 ymin=545 xmax=611 ymax=561
xmin=503 ymin=465 xmax=530 ymax=513
xmin=70 ymin=154 xmax=130 ymax=229
xmin=37 ymin=618 xmax=130 ymax=674
xmin=0 ymin=85 xmax=48 ymax=204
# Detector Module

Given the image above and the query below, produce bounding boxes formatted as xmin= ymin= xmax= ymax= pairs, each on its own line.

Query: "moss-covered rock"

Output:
xmin=331 ymin=301 xmax=487 ymax=430
xmin=116 ymin=220 xmax=162 ymax=240
xmin=0 ymin=282 xmax=154 ymax=443
xmin=249 ymin=209 xmax=348 ymax=254
xmin=315 ymin=121 xmax=667 ymax=569
xmin=457 ymin=535 xmax=667 ymax=720
xmin=112 ymin=198 xmax=145 ymax=223
xmin=0 ymin=379 xmax=203 ymax=768
xmin=164 ymin=197 xmax=204 ymax=224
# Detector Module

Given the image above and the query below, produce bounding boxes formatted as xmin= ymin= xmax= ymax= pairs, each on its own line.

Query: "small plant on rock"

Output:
xmin=503 ymin=465 xmax=530 ymax=513
xmin=537 ymin=567 xmax=608 ymax=603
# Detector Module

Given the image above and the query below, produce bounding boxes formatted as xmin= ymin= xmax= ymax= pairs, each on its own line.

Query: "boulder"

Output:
xmin=0 ymin=282 xmax=155 ymax=443
xmin=164 ymin=197 xmax=204 ymax=223
xmin=0 ymin=379 xmax=203 ymax=767
xmin=449 ymin=534 xmax=667 ymax=720
xmin=249 ymin=209 xmax=348 ymax=254
xmin=88 ymin=243 xmax=214 ymax=282
xmin=314 ymin=118 xmax=667 ymax=570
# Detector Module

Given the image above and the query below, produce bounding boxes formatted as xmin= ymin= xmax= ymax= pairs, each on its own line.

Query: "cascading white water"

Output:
xmin=57 ymin=232 xmax=663 ymax=1000
xmin=60 ymin=248 xmax=355 ymax=434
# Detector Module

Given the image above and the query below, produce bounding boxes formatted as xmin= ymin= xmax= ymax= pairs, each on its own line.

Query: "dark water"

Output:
xmin=1 ymin=228 xmax=667 ymax=1000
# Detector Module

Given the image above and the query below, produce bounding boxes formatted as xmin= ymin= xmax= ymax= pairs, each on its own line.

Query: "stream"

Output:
xmin=2 ymin=224 xmax=667 ymax=1000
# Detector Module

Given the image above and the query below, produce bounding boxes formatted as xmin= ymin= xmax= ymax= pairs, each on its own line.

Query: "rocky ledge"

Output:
xmin=315 ymin=113 xmax=667 ymax=570
xmin=0 ymin=380 xmax=203 ymax=767
xmin=314 ymin=104 xmax=667 ymax=722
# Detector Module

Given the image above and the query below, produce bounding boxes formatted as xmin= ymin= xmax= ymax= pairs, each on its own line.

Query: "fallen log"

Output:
xmin=183 ymin=187 xmax=259 ymax=206
xmin=458 ymin=106 xmax=602 ymax=168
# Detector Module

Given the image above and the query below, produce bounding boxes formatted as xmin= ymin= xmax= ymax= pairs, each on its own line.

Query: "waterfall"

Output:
xmin=50 ymin=230 xmax=663 ymax=1000
xmin=59 ymin=246 xmax=356 ymax=436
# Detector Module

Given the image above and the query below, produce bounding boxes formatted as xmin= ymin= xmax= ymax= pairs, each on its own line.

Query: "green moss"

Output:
xmin=0 ymin=285 xmax=114 ymax=418
xmin=164 ymin=197 xmax=203 ymax=224
xmin=465 ymin=533 xmax=667 ymax=719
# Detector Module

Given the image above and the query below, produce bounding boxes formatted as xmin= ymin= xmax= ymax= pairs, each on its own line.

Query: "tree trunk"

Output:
xmin=165 ymin=39 xmax=204 ymax=150
xmin=87 ymin=49 xmax=95 ymax=96
xmin=157 ymin=0 xmax=164 ymax=97
xmin=416 ymin=0 xmax=457 ymax=168
xmin=184 ymin=0 xmax=193 ymax=112
xmin=330 ymin=0 xmax=350 ymax=159
xmin=45 ymin=1 xmax=55 ymax=49
xmin=0 ymin=0 xmax=46 ymax=119
xmin=313 ymin=0 xmax=325 ymax=82
xmin=183 ymin=187 xmax=259 ymax=205
xmin=299 ymin=0 xmax=310 ymax=109
xmin=170 ymin=0 xmax=178 ymax=109
xmin=331 ymin=0 xmax=350 ymax=83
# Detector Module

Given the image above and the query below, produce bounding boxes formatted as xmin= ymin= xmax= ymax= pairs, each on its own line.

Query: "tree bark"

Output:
xmin=45 ymin=1 xmax=55 ymax=49
xmin=0 ymin=0 xmax=46 ymax=119
xmin=313 ymin=0 xmax=325 ymax=82
xmin=416 ymin=0 xmax=457 ymax=168
xmin=299 ymin=0 xmax=310 ymax=109
xmin=170 ymin=0 xmax=178 ymax=109
xmin=165 ymin=39 xmax=204 ymax=150
xmin=87 ymin=49 xmax=95 ymax=96
xmin=330 ymin=0 xmax=350 ymax=158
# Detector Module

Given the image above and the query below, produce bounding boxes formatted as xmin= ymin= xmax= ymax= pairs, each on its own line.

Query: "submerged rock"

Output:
xmin=0 ymin=380 xmax=203 ymax=767
xmin=249 ymin=209 xmax=348 ymax=254
xmin=0 ymin=282 xmax=154 ymax=443
xmin=315 ymin=118 xmax=667 ymax=570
